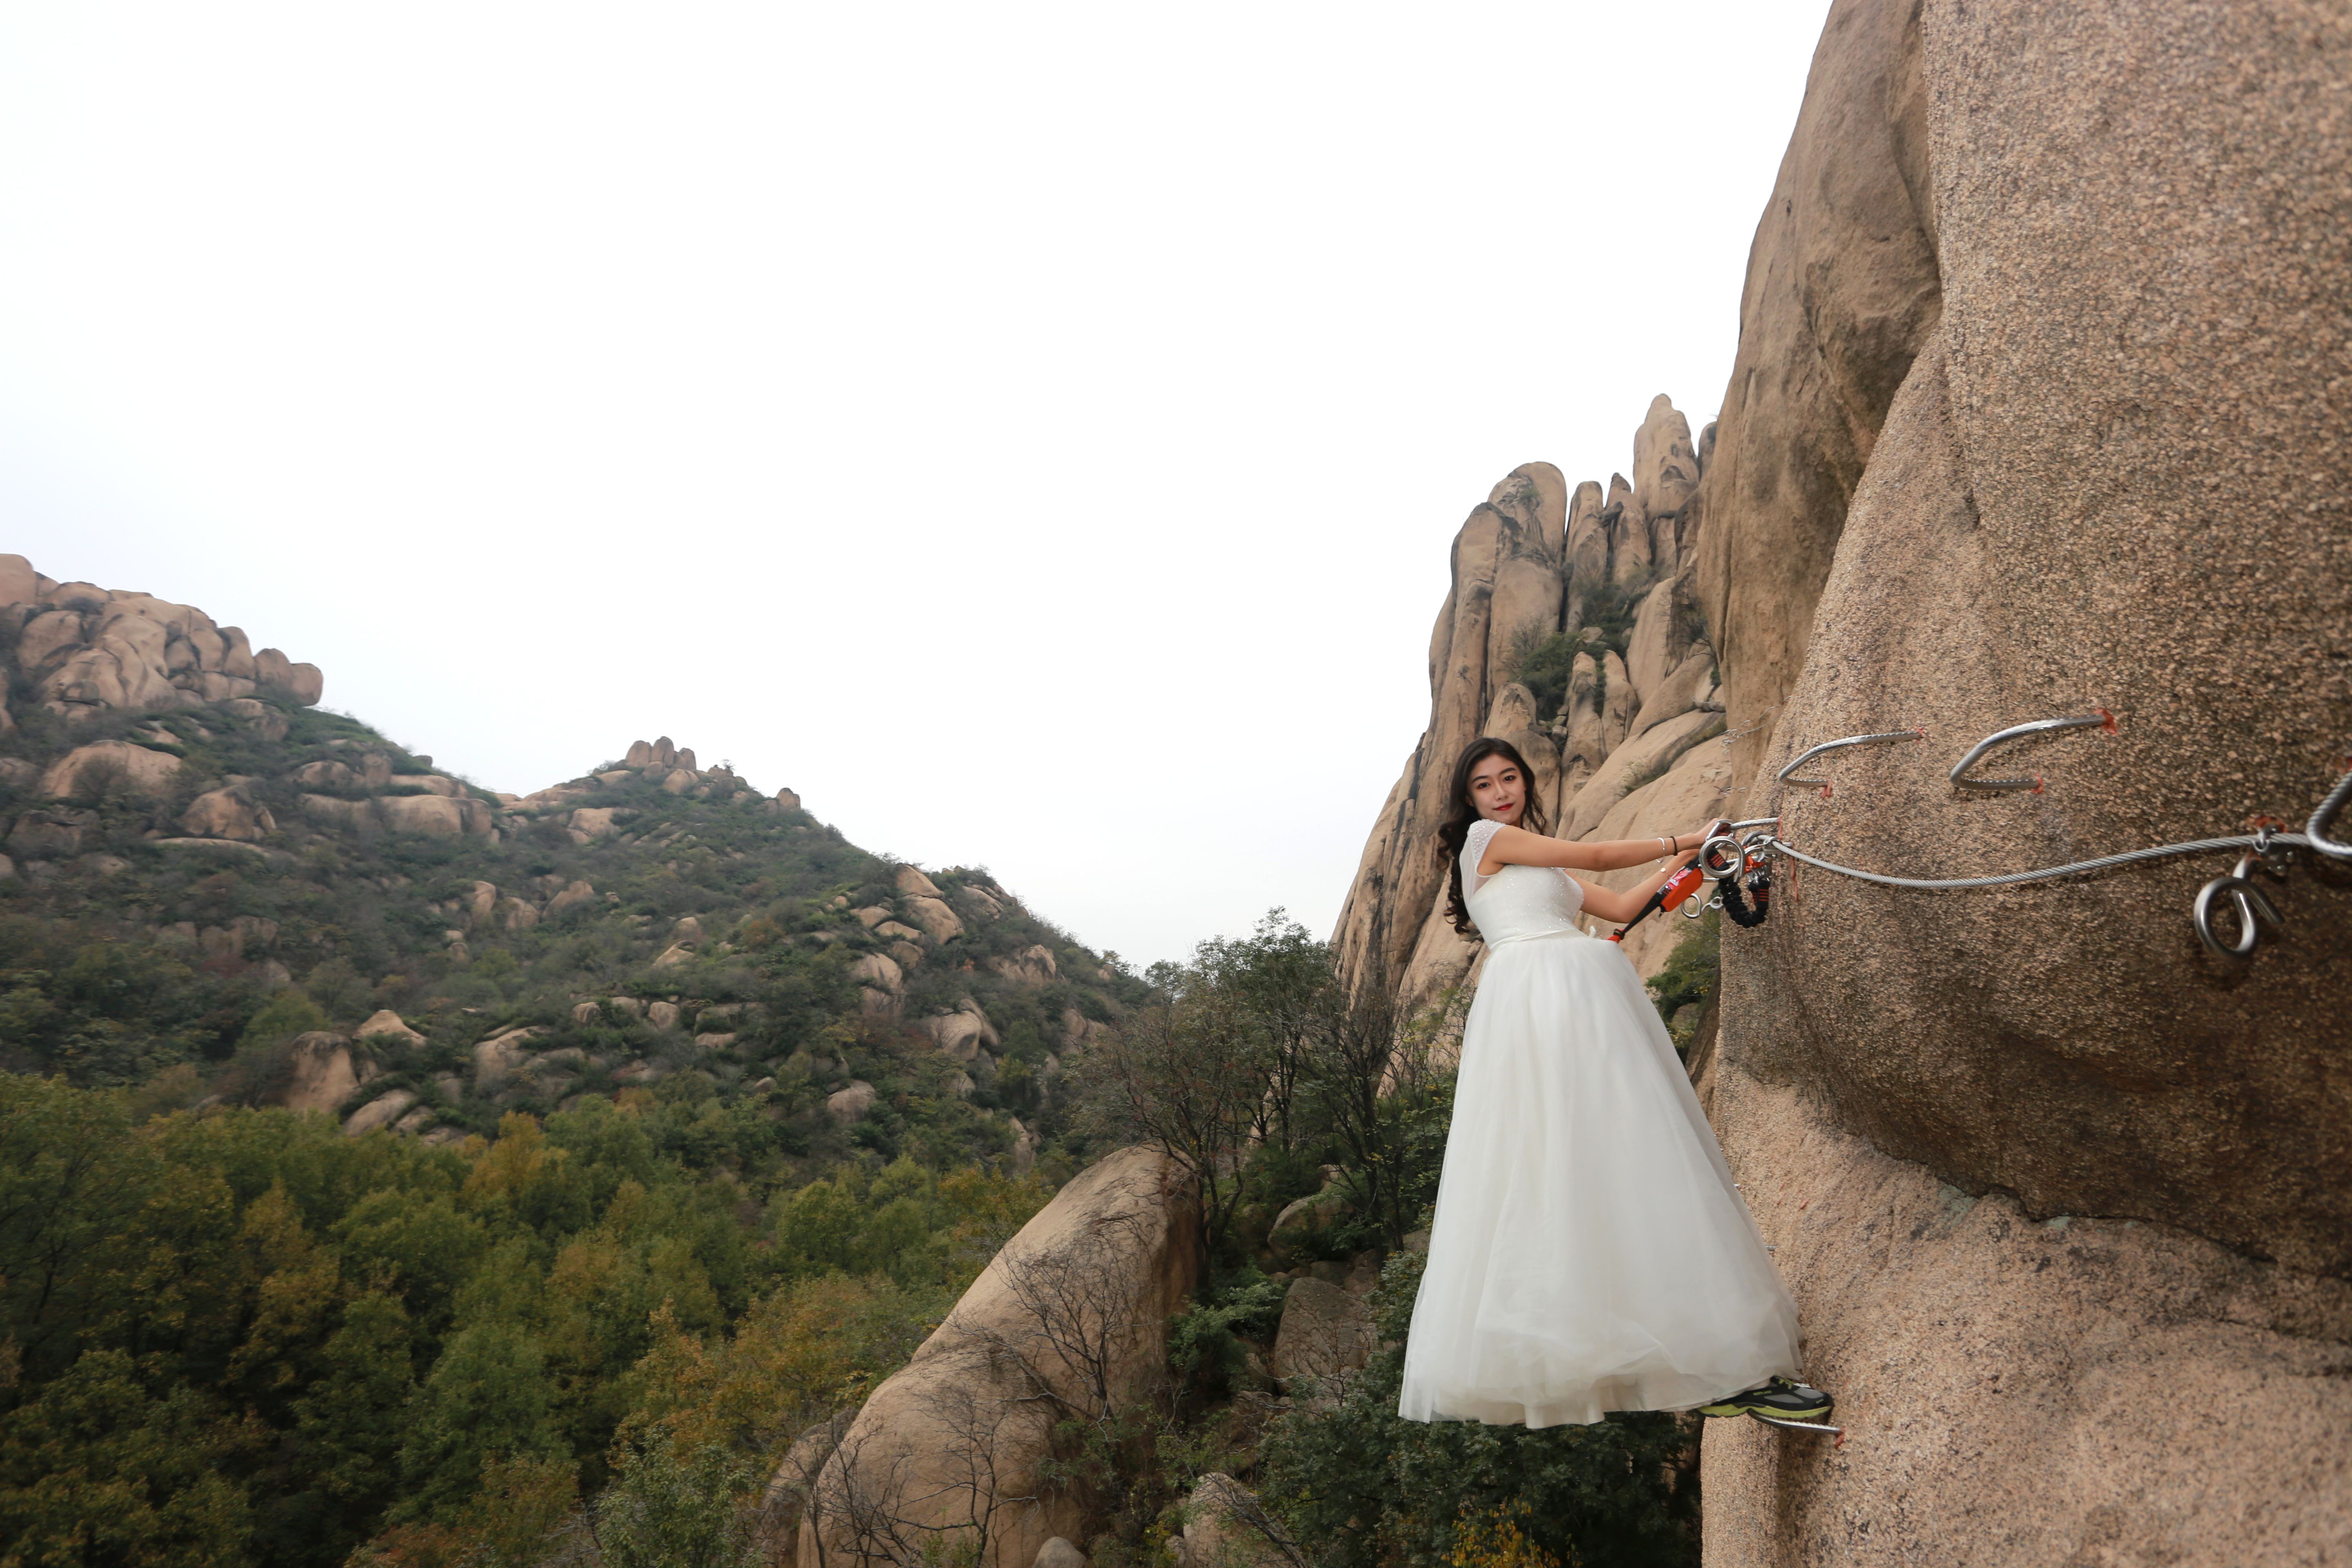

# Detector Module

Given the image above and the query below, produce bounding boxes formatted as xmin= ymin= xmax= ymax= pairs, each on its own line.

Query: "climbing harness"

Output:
xmin=1709 ymin=710 xmax=2351 ymax=959
xmin=1604 ymin=858 xmax=1709 ymax=942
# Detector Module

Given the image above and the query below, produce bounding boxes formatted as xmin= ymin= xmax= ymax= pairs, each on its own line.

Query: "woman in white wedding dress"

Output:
xmin=1398 ymin=736 xmax=1831 ymax=1428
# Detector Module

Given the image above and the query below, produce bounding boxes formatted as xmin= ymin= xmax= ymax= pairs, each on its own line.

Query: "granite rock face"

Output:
xmin=1688 ymin=0 xmax=2352 ymax=1559
xmin=1334 ymin=0 xmax=2349 ymax=1557
xmin=1702 ymin=1059 xmax=2352 ymax=1566
xmin=1690 ymin=0 xmax=1942 ymax=792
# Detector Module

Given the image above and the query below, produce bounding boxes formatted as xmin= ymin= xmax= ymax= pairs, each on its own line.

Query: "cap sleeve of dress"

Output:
xmin=1462 ymin=819 xmax=1506 ymax=892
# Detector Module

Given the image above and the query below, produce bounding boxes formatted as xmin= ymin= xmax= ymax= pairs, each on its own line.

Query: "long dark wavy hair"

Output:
xmin=1436 ymin=736 xmax=1548 ymax=938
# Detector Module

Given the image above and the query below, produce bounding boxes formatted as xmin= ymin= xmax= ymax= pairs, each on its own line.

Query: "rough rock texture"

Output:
xmin=1266 ymin=1277 xmax=1375 ymax=1390
xmin=1702 ymin=1060 xmax=2352 ymax=1566
xmin=919 ymin=1002 xmax=1001 ymax=1061
xmin=355 ymin=1009 xmax=425 ymax=1047
xmin=1559 ymin=708 xmax=1721 ymax=842
xmin=799 ymin=1147 xmax=1199 ymax=1566
xmin=1686 ymin=0 xmax=2352 ymax=1559
xmin=1690 ymin=0 xmax=1942 ymax=790
xmin=1713 ymin=0 xmax=2352 ymax=1275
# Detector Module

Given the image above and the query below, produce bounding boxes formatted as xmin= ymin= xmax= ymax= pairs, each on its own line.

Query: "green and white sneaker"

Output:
xmin=1697 ymin=1376 xmax=1834 ymax=1421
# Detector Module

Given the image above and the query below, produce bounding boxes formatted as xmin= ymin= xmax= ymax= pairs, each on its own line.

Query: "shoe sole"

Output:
xmin=1697 ymin=1402 xmax=1835 ymax=1420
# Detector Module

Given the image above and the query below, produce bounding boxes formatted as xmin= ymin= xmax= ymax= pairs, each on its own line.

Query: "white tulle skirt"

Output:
xmin=1398 ymin=931 xmax=1799 ymax=1427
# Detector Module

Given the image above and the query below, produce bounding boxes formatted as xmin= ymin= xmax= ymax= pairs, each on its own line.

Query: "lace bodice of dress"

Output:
xmin=1461 ymin=819 xmax=1586 ymax=942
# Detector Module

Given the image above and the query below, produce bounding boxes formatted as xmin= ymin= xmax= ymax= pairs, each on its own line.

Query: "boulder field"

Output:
xmin=1337 ymin=0 xmax=2350 ymax=1559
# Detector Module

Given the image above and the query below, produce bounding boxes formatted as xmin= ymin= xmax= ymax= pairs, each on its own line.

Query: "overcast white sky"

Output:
xmin=0 ymin=1 xmax=1827 ymax=968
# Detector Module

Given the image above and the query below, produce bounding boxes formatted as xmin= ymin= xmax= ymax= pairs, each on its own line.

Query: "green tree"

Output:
xmin=0 ymin=1348 xmax=253 ymax=1568
xmin=395 ymin=1322 xmax=564 ymax=1523
xmin=285 ymin=1293 xmax=418 ymax=1543
xmin=590 ymin=1428 xmax=761 ymax=1568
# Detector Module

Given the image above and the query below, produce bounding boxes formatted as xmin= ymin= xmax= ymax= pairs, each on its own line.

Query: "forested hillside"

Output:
xmin=0 ymin=558 xmax=1147 ymax=1564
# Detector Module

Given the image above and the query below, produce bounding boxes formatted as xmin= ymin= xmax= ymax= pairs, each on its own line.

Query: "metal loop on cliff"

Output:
xmin=2305 ymin=765 xmax=2352 ymax=861
xmin=1700 ymin=818 xmax=1780 ymax=880
xmin=1776 ymin=730 xmax=1927 ymax=795
xmin=2192 ymin=855 xmax=2283 ymax=960
xmin=1948 ymin=709 xmax=2116 ymax=793
xmin=1750 ymin=1412 xmax=1846 ymax=1446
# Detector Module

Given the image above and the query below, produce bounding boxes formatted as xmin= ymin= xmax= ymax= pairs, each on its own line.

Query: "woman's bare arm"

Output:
xmin=1477 ymin=821 xmax=1715 ymax=878
xmin=1572 ymin=864 xmax=1690 ymax=924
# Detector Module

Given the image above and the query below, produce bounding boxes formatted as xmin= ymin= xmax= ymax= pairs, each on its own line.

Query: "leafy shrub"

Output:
xmin=1645 ymin=910 xmax=1719 ymax=1057
xmin=1259 ymin=1250 xmax=1699 ymax=1568
xmin=1167 ymin=1267 xmax=1289 ymax=1395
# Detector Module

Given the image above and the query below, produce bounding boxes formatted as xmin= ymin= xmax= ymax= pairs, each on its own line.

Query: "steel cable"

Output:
xmin=1760 ymin=832 xmax=2318 ymax=893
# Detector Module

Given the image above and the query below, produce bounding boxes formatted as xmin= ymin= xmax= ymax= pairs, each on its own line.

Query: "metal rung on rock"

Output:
xmin=1751 ymin=1412 xmax=1845 ymax=1447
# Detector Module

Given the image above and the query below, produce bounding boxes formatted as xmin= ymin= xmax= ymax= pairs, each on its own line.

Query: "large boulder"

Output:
xmin=1563 ymin=481 xmax=1608 ymax=610
xmin=342 ymin=1089 xmax=418 ymax=1138
xmin=799 ymin=1148 xmax=1199 ymax=1566
xmin=1622 ymin=570 xmax=1709 ymax=736
xmin=1334 ymin=466 xmax=1586 ymax=992
xmin=918 ymin=1002 xmax=1001 ymax=1062
xmin=376 ymin=793 xmax=493 ymax=839
xmin=893 ymin=866 xmax=945 ymax=900
xmin=543 ymin=879 xmax=598 ymax=918
xmin=276 ymin=1032 xmax=367 ymax=1115
xmin=179 ymin=784 xmax=275 ymax=841
xmin=1480 ymin=464 xmax=1569 ymax=705
xmin=987 ymin=944 xmax=1060 ymax=987
xmin=903 ymin=895 xmax=967 ymax=945
xmin=39 ymin=740 xmax=181 ymax=801
xmin=1691 ymin=0 xmax=2352 ymax=1557
xmin=1267 ymin=1277 xmax=1375 ymax=1391
xmin=472 ymin=1027 xmax=540 ymax=1093
xmin=1690 ymin=0 xmax=1940 ymax=791
xmin=7 ymin=810 xmax=89 ymax=859
xmin=1171 ymin=1473 xmax=1295 ymax=1568
xmin=1554 ymin=651 xmax=1606 ymax=820
xmin=356 ymin=1009 xmax=426 ymax=1048
xmin=252 ymin=647 xmax=324 ymax=705
xmin=824 ymin=1081 xmax=876 ymax=1126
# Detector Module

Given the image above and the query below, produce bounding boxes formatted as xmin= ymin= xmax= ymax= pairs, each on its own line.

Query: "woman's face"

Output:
xmin=1468 ymin=754 xmax=1525 ymax=826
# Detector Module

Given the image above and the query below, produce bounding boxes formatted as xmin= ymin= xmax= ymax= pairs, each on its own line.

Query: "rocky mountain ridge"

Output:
xmin=0 ymin=552 xmax=1140 ymax=1173
xmin=1336 ymin=393 xmax=1733 ymax=1014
